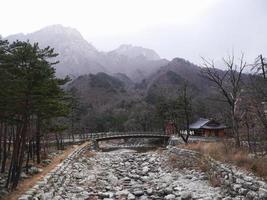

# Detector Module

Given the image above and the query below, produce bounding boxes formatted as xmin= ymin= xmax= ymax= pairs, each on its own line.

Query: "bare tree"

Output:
xmin=156 ymin=82 xmax=193 ymax=143
xmin=175 ymin=82 xmax=193 ymax=143
xmin=252 ymin=54 xmax=267 ymax=79
xmin=201 ymin=54 xmax=247 ymax=146
xmin=246 ymin=55 xmax=267 ymax=153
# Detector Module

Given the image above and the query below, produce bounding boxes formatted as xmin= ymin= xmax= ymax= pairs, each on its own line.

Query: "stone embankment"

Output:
xmin=19 ymin=145 xmax=267 ymax=200
xmin=168 ymin=148 xmax=267 ymax=200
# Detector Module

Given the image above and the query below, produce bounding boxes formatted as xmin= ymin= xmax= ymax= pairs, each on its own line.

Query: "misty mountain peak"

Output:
xmin=171 ymin=57 xmax=189 ymax=64
xmin=6 ymin=24 xmax=97 ymax=52
xmin=5 ymin=25 xmax=168 ymax=80
xmin=35 ymin=24 xmax=85 ymax=41
xmin=111 ymin=44 xmax=161 ymax=60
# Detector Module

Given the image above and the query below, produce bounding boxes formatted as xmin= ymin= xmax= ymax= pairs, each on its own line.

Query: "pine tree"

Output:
xmin=0 ymin=39 xmax=70 ymax=189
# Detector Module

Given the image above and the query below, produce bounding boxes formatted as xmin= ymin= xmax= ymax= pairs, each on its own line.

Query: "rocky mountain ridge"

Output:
xmin=5 ymin=24 xmax=168 ymax=81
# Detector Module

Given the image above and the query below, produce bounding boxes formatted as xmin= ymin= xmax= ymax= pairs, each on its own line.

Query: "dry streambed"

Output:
xmin=18 ymin=146 xmax=239 ymax=200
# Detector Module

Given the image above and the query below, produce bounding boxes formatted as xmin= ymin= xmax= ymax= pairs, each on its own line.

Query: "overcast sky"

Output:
xmin=1 ymin=0 xmax=266 ymax=65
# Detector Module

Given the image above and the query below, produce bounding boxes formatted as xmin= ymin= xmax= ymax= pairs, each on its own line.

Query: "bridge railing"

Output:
xmin=86 ymin=131 xmax=168 ymax=140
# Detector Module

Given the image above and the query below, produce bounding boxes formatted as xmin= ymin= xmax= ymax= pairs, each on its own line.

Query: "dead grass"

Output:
xmin=180 ymin=141 xmax=267 ymax=180
xmin=198 ymin=157 xmax=210 ymax=172
xmin=166 ymin=151 xmax=205 ymax=170
xmin=166 ymin=148 xmax=223 ymax=187
xmin=208 ymin=174 xmax=222 ymax=187
xmin=156 ymin=147 xmax=166 ymax=154
xmin=82 ymin=151 xmax=96 ymax=158
xmin=166 ymin=154 xmax=186 ymax=169
xmin=198 ymin=156 xmax=222 ymax=187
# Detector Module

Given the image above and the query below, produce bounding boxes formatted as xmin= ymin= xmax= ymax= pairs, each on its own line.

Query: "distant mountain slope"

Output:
xmin=112 ymin=73 xmax=134 ymax=88
xmin=67 ymin=72 xmax=138 ymax=113
xmin=5 ymin=25 xmax=168 ymax=81
xmin=67 ymin=58 xmax=216 ymax=113
xmin=65 ymin=59 xmax=230 ymax=131
xmin=148 ymin=58 xmax=210 ymax=89
xmin=99 ymin=52 xmax=168 ymax=82
xmin=145 ymin=71 xmax=188 ymax=103
xmin=67 ymin=57 xmax=245 ymax=112
xmin=109 ymin=44 xmax=160 ymax=60
xmin=138 ymin=58 xmax=217 ymax=103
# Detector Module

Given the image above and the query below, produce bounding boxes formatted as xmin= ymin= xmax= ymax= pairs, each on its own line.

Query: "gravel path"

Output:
xmin=28 ymin=148 xmax=236 ymax=200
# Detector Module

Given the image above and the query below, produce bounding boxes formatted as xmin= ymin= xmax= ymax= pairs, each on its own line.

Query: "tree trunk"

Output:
xmin=0 ymin=123 xmax=2 ymax=167
xmin=7 ymin=127 xmax=12 ymax=157
xmin=36 ymin=117 xmax=41 ymax=164
xmin=1 ymin=124 xmax=7 ymax=173
xmin=55 ymin=132 xmax=60 ymax=150
xmin=6 ymin=123 xmax=22 ymax=188
xmin=12 ymin=119 xmax=28 ymax=189
xmin=232 ymin=107 xmax=240 ymax=147
xmin=25 ymin=140 xmax=31 ymax=173
xmin=260 ymin=55 xmax=266 ymax=79
xmin=245 ymin=120 xmax=252 ymax=152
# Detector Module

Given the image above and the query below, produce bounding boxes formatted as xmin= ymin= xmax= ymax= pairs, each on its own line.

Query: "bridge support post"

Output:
xmin=92 ymin=139 xmax=99 ymax=150
xmin=163 ymin=137 xmax=169 ymax=147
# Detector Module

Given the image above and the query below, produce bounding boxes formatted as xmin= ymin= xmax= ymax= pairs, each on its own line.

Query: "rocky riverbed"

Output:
xmin=20 ymin=147 xmax=241 ymax=200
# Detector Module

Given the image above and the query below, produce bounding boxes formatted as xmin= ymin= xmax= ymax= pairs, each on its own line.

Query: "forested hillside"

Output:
xmin=67 ymin=57 xmax=229 ymax=133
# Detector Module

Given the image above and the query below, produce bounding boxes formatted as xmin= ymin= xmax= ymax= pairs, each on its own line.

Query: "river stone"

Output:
xmin=259 ymin=187 xmax=267 ymax=199
xmin=140 ymin=195 xmax=149 ymax=200
xmin=69 ymin=186 xmax=84 ymax=193
xmin=52 ymin=195 xmax=62 ymax=200
xmin=133 ymin=189 xmax=144 ymax=196
xmin=181 ymin=191 xmax=192 ymax=200
xmin=28 ymin=166 xmax=40 ymax=175
xmin=233 ymin=184 xmax=242 ymax=191
xmin=164 ymin=186 xmax=173 ymax=194
xmin=147 ymin=188 xmax=153 ymax=195
xmin=238 ymin=188 xmax=248 ymax=195
xmin=243 ymin=176 xmax=254 ymax=182
xmin=142 ymin=166 xmax=149 ymax=174
xmin=116 ymin=189 xmax=129 ymax=196
xmin=165 ymin=194 xmax=176 ymax=199
xmin=18 ymin=195 xmax=31 ymax=200
xmin=103 ymin=192 xmax=114 ymax=198
xmin=246 ymin=190 xmax=258 ymax=199
xmin=128 ymin=193 xmax=135 ymax=200
xmin=20 ymin=172 xmax=28 ymax=179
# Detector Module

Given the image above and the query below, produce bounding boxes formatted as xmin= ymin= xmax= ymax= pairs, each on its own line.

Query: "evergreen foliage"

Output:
xmin=0 ymin=39 xmax=70 ymax=189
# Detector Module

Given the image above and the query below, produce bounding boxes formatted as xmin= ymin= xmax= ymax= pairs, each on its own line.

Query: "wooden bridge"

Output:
xmin=88 ymin=132 xmax=170 ymax=149
xmin=88 ymin=132 xmax=170 ymax=141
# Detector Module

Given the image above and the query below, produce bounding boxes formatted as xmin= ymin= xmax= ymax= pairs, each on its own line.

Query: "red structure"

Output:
xmin=164 ymin=121 xmax=176 ymax=135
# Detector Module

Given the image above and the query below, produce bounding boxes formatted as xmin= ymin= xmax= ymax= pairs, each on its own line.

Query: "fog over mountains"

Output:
xmin=6 ymin=25 xmax=168 ymax=82
xmin=4 ymin=24 xmax=228 ymax=131
xmin=6 ymin=24 xmax=219 ymax=106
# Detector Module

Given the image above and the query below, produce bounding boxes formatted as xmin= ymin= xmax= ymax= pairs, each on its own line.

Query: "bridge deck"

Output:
xmin=88 ymin=132 xmax=170 ymax=141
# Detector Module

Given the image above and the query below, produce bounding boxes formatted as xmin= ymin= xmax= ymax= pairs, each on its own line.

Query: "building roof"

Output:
xmin=189 ymin=118 xmax=210 ymax=129
xmin=189 ymin=118 xmax=226 ymax=130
